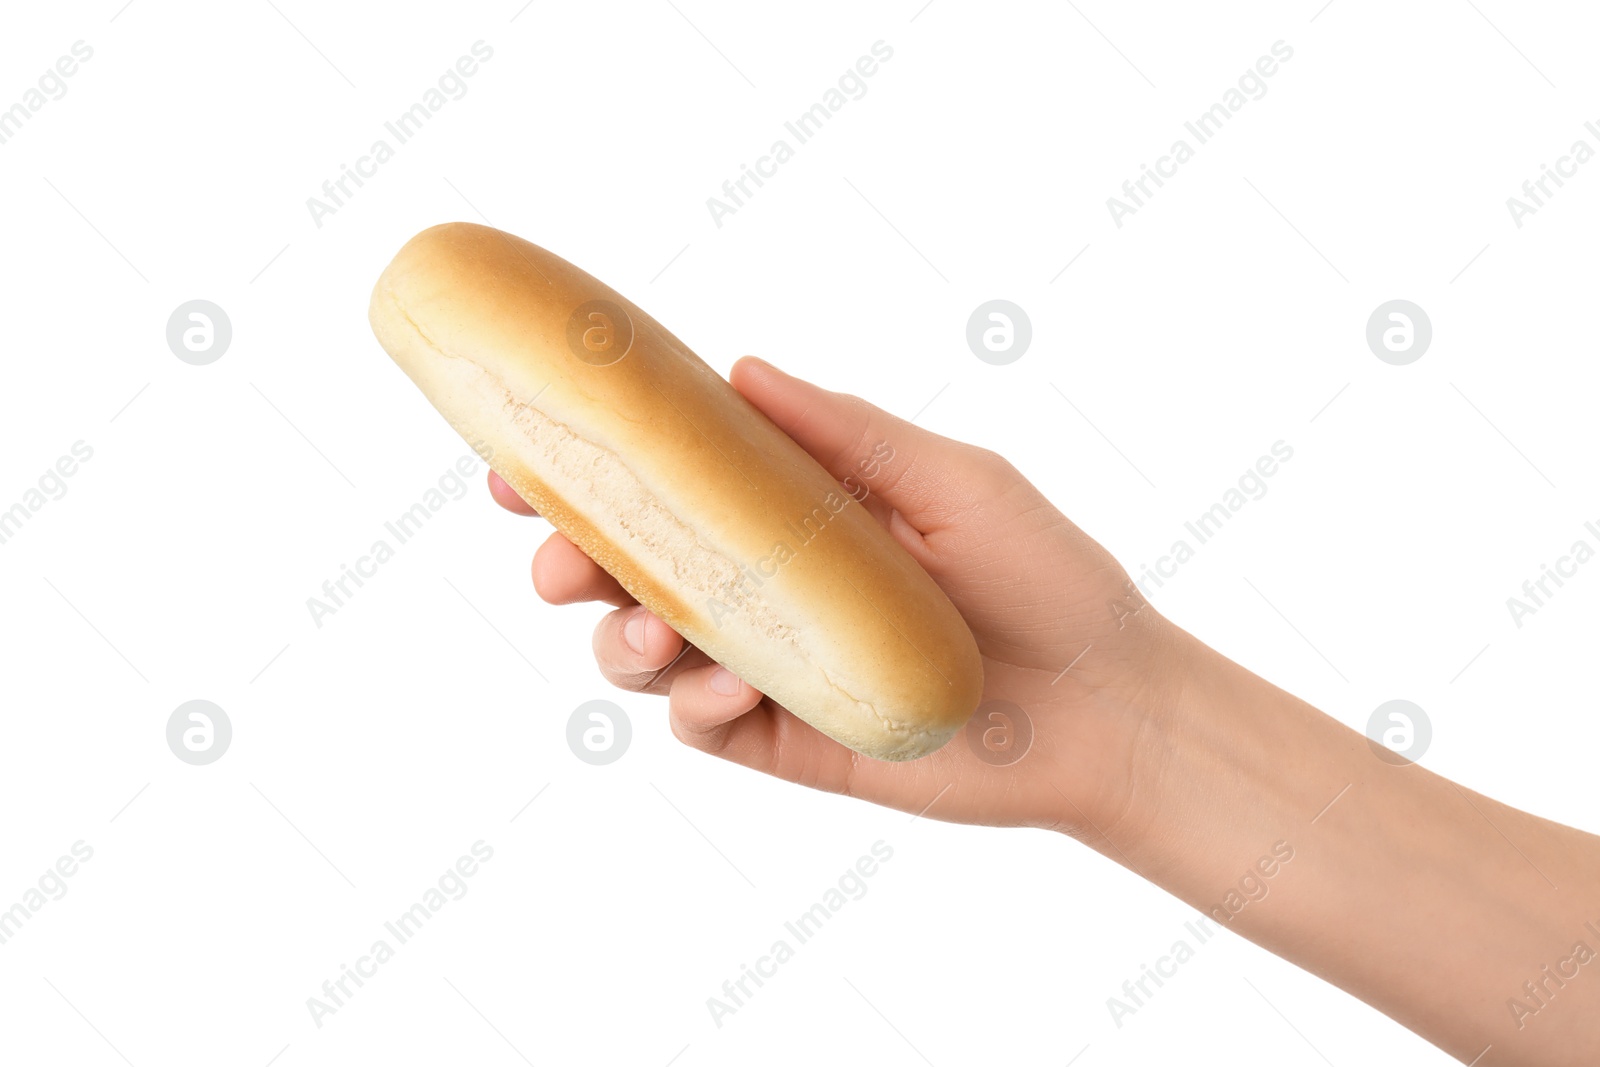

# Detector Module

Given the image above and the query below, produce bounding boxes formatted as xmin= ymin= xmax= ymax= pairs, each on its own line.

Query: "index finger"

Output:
xmin=488 ymin=469 xmax=539 ymax=516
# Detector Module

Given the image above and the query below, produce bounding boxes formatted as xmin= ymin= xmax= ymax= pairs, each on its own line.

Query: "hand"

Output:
xmin=491 ymin=357 xmax=1600 ymax=1062
xmin=489 ymin=356 xmax=1184 ymax=837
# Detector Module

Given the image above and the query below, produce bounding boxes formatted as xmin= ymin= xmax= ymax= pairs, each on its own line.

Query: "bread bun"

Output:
xmin=369 ymin=222 xmax=982 ymax=760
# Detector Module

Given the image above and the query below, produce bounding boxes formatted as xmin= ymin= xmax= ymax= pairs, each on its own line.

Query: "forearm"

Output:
xmin=1098 ymin=627 xmax=1600 ymax=1065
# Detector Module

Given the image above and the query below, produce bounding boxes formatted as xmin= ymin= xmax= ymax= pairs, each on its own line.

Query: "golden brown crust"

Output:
xmin=369 ymin=222 xmax=983 ymax=759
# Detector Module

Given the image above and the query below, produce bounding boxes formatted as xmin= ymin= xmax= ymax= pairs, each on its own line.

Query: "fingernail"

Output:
xmin=709 ymin=667 xmax=742 ymax=696
xmin=623 ymin=608 xmax=648 ymax=656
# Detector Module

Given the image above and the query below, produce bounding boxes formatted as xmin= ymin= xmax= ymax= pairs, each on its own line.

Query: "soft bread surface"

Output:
xmin=369 ymin=222 xmax=983 ymax=760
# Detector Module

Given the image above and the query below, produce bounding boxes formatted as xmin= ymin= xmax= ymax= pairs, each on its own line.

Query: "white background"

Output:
xmin=1 ymin=1 xmax=1596 ymax=1064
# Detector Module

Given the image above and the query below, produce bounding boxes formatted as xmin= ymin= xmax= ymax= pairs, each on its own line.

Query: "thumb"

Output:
xmin=728 ymin=356 xmax=1009 ymax=534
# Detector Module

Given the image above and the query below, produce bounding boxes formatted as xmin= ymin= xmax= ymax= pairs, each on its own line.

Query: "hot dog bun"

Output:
xmin=368 ymin=222 xmax=983 ymax=760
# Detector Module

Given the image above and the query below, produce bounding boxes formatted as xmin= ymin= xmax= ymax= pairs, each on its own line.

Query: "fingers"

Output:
xmin=487 ymin=470 xmax=538 ymax=516
xmin=532 ymin=532 xmax=634 ymax=607
xmin=665 ymin=670 xmax=864 ymax=796
xmin=591 ymin=604 xmax=712 ymax=695
xmin=629 ymin=647 xmax=859 ymax=797
xmin=488 ymin=470 xmax=635 ymax=607
xmin=666 ymin=664 xmax=764 ymax=744
xmin=728 ymin=356 xmax=1012 ymax=533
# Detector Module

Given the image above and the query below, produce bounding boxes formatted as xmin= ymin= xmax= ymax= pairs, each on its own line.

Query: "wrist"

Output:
xmin=1038 ymin=607 xmax=1202 ymax=849
xmin=1068 ymin=621 xmax=1347 ymax=883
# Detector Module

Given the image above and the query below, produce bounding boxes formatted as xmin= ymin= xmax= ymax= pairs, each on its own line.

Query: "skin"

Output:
xmin=489 ymin=355 xmax=1600 ymax=1065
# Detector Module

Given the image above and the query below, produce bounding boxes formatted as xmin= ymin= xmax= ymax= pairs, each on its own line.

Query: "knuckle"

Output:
xmin=669 ymin=709 xmax=729 ymax=755
xmin=969 ymin=445 xmax=1016 ymax=477
xmin=598 ymin=661 xmax=651 ymax=693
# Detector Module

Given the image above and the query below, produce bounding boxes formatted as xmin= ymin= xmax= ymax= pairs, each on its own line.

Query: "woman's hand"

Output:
xmin=488 ymin=355 xmax=1185 ymax=841
xmin=490 ymin=355 xmax=1600 ymax=1063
